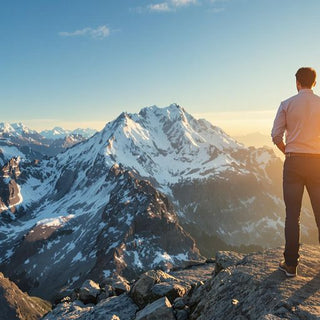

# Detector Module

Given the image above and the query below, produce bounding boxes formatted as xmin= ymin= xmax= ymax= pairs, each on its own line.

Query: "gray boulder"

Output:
xmin=79 ymin=279 xmax=101 ymax=304
xmin=43 ymin=294 xmax=138 ymax=320
xmin=102 ymin=274 xmax=131 ymax=295
xmin=259 ymin=315 xmax=286 ymax=320
xmin=214 ymin=251 xmax=244 ymax=275
xmin=173 ymin=297 xmax=186 ymax=309
xmin=130 ymin=270 xmax=177 ymax=308
xmin=152 ymin=282 xmax=187 ymax=302
xmin=170 ymin=262 xmax=215 ymax=287
xmin=175 ymin=309 xmax=189 ymax=320
xmin=135 ymin=297 xmax=175 ymax=320
xmin=93 ymin=294 xmax=138 ymax=320
xmin=42 ymin=300 xmax=90 ymax=320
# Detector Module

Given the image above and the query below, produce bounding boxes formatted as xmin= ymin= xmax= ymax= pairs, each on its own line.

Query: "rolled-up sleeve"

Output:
xmin=271 ymin=103 xmax=286 ymax=145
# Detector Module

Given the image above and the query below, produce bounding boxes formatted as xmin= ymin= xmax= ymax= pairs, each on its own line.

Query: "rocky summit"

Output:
xmin=42 ymin=244 xmax=320 ymax=320
xmin=189 ymin=244 xmax=320 ymax=320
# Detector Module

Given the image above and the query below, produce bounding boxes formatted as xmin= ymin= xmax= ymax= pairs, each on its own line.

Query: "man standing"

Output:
xmin=271 ymin=67 xmax=320 ymax=277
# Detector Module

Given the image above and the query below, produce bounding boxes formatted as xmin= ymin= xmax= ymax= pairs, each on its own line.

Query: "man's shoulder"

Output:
xmin=311 ymin=92 xmax=320 ymax=100
xmin=281 ymin=91 xmax=320 ymax=105
xmin=280 ymin=93 xmax=299 ymax=106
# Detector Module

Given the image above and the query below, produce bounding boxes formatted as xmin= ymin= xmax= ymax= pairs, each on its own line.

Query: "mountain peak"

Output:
xmin=12 ymin=122 xmax=36 ymax=134
xmin=95 ymin=104 xmax=243 ymax=187
xmin=0 ymin=122 xmax=35 ymax=136
xmin=40 ymin=127 xmax=96 ymax=140
xmin=0 ymin=122 xmax=14 ymax=133
xmin=138 ymin=103 xmax=186 ymax=121
xmin=52 ymin=126 xmax=66 ymax=131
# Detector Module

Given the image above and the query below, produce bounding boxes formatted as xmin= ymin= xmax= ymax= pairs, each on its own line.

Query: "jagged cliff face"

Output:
xmin=0 ymin=157 xmax=22 ymax=214
xmin=0 ymin=104 xmax=317 ymax=300
xmin=0 ymin=159 xmax=202 ymax=299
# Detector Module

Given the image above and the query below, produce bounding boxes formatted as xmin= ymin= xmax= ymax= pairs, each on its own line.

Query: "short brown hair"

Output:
xmin=295 ymin=67 xmax=316 ymax=88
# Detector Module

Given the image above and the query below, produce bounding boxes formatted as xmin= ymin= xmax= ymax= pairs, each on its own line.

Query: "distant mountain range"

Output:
xmin=0 ymin=123 xmax=96 ymax=140
xmin=0 ymin=122 xmax=97 ymax=157
xmin=234 ymin=132 xmax=284 ymax=159
xmin=234 ymin=132 xmax=272 ymax=148
xmin=40 ymin=127 xmax=97 ymax=140
xmin=0 ymin=104 xmax=317 ymax=301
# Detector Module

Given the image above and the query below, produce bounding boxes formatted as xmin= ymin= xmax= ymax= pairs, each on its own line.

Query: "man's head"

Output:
xmin=295 ymin=67 xmax=317 ymax=91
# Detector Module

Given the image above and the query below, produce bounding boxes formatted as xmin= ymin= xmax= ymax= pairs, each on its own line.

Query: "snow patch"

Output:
xmin=103 ymin=270 xmax=111 ymax=278
xmin=37 ymin=215 xmax=75 ymax=228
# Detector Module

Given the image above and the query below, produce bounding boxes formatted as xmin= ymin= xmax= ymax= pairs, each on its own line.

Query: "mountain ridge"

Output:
xmin=0 ymin=122 xmax=96 ymax=157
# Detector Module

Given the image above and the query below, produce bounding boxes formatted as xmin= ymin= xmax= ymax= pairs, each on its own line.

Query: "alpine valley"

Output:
xmin=0 ymin=104 xmax=317 ymax=302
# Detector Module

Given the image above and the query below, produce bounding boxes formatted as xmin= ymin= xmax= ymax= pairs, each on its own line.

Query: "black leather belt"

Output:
xmin=286 ymin=152 xmax=320 ymax=158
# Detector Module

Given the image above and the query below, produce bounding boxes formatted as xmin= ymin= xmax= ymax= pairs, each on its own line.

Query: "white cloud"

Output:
xmin=208 ymin=0 xmax=229 ymax=3
xmin=59 ymin=25 xmax=110 ymax=39
xmin=148 ymin=2 xmax=171 ymax=12
xmin=147 ymin=0 xmax=198 ymax=12
xmin=136 ymin=0 xmax=230 ymax=13
xmin=171 ymin=0 xmax=197 ymax=7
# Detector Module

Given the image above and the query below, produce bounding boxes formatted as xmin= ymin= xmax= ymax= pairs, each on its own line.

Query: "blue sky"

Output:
xmin=1 ymin=0 xmax=320 ymax=134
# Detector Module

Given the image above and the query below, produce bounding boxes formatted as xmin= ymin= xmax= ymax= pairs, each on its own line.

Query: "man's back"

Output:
xmin=272 ymin=67 xmax=320 ymax=278
xmin=272 ymin=88 xmax=320 ymax=154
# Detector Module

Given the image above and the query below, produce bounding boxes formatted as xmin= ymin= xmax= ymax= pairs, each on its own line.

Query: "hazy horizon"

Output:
xmin=2 ymin=104 xmax=275 ymax=137
xmin=1 ymin=105 xmax=281 ymax=156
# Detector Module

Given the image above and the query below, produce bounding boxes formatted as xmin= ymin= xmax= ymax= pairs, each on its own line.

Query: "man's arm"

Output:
xmin=275 ymin=141 xmax=286 ymax=154
xmin=271 ymin=103 xmax=286 ymax=154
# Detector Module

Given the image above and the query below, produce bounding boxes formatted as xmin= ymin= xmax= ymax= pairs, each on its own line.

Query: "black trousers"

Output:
xmin=283 ymin=156 xmax=320 ymax=266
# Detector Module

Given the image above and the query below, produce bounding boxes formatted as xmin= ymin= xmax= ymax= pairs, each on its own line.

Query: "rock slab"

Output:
xmin=135 ymin=296 xmax=175 ymax=320
xmin=43 ymin=294 xmax=138 ymax=320
xmin=189 ymin=245 xmax=320 ymax=320
xmin=79 ymin=279 xmax=101 ymax=304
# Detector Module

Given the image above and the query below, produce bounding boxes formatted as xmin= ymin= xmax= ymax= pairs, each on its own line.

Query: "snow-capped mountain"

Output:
xmin=0 ymin=122 xmax=96 ymax=157
xmin=0 ymin=122 xmax=36 ymax=136
xmin=1 ymin=162 xmax=201 ymax=299
xmin=40 ymin=127 xmax=96 ymax=140
xmin=47 ymin=133 xmax=88 ymax=155
xmin=40 ymin=126 xmax=70 ymax=139
xmin=71 ymin=128 xmax=97 ymax=138
xmin=0 ymin=122 xmax=45 ymax=146
xmin=0 ymin=104 xmax=317 ymax=300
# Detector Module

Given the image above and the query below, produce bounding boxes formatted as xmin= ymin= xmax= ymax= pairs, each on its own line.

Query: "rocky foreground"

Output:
xmin=40 ymin=244 xmax=320 ymax=320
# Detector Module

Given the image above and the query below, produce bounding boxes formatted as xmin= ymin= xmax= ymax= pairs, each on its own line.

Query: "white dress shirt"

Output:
xmin=271 ymin=89 xmax=320 ymax=154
